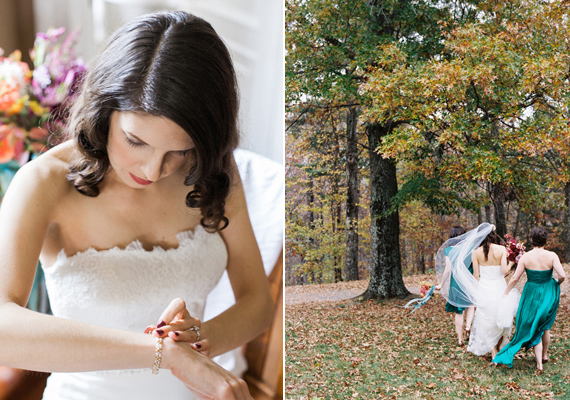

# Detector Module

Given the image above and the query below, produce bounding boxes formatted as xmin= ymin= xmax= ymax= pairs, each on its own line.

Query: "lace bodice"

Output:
xmin=40 ymin=225 xmax=228 ymax=400
xmin=43 ymin=225 xmax=227 ymax=332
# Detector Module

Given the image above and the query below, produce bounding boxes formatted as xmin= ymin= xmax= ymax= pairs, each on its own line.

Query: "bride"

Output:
xmin=0 ymin=11 xmax=272 ymax=400
xmin=436 ymin=223 xmax=520 ymax=357
xmin=466 ymin=229 xmax=520 ymax=358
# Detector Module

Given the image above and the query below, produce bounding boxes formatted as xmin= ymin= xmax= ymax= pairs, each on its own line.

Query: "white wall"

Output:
xmin=33 ymin=0 xmax=284 ymax=164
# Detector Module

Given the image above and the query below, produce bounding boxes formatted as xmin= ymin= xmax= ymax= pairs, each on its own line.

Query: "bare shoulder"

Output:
xmin=518 ymin=251 xmax=530 ymax=262
xmin=547 ymin=249 xmax=561 ymax=261
xmin=491 ymin=243 xmax=506 ymax=253
xmin=4 ymin=141 xmax=75 ymax=206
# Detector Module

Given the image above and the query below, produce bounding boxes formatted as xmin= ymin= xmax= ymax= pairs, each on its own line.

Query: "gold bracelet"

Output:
xmin=152 ymin=337 xmax=163 ymax=375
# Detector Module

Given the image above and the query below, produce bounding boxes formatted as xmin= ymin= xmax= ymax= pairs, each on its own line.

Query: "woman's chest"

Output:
xmin=41 ymin=186 xmax=203 ymax=266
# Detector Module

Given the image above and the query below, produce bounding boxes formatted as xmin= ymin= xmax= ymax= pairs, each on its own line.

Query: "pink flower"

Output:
xmin=28 ymin=127 xmax=48 ymax=140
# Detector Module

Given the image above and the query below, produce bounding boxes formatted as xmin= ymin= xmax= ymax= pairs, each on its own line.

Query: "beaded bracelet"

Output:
xmin=152 ymin=337 xmax=163 ymax=375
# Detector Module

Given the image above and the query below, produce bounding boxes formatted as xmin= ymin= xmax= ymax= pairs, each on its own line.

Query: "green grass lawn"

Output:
xmin=285 ymin=285 xmax=570 ymax=399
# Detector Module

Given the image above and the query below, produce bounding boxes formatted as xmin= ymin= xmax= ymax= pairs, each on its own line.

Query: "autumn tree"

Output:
xmin=286 ymin=109 xmax=348 ymax=283
xmin=286 ymin=0 xmax=486 ymax=296
xmin=366 ymin=0 xmax=570 ymax=247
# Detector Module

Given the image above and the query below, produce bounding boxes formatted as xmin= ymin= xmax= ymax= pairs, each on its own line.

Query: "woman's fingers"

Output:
xmin=167 ymin=328 xmax=201 ymax=343
xmin=168 ymin=331 xmax=211 ymax=356
xmin=151 ymin=297 xmax=202 ymax=339
xmin=156 ymin=298 xmax=191 ymax=327
xmin=152 ymin=318 xmax=201 ymax=339
xmin=191 ymin=340 xmax=210 ymax=357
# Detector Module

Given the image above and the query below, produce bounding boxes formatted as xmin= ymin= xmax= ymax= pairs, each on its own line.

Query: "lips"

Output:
xmin=129 ymin=172 xmax=153 ymax=185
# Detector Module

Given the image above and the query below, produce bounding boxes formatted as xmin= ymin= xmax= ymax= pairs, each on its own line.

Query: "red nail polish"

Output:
xmin=157 ymin=320 xmax=166 ymax=328
xmin=195 ymin=343 xmax=201 ymax=349
xmin=156 ymin=329 xmax=164 ymax=335
xmin=174 ymin=332 xmax=180 ymax=337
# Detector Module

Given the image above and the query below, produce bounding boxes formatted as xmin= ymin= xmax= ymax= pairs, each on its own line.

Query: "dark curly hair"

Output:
xmin=530 ymin=227 xmax=548 ymax=247
xmin=66 ymin=11 xmax=239 ymax=230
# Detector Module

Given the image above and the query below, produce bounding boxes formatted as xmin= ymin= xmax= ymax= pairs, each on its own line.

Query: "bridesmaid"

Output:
xmin=493 ymin=227 xmax=566 ymax=373
xmin=436 ymin=226 xmax=475 ymax=346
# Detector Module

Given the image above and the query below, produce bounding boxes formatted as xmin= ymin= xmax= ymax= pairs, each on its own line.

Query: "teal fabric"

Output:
xmin=444 ymin=246 xmax=473 ymax=314
xmin=493 ymin=269 xmax=560 ymax=368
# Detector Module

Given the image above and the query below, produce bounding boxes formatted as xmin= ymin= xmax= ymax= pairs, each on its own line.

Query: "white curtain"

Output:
xmin=33 ymin=0 xmax=284 ymax=164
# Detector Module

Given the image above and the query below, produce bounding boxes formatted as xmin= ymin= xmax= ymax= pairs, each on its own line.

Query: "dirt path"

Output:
xmin=286 ymin=276 xmax=423 ymax=305
xmin=286 ymin=267 xmax=570 ymax=306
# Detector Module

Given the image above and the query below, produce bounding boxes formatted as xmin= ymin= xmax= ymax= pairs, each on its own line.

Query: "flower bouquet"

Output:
xmin=419 ymin=281 xmax=433 ymax=298
xmin=400 ymin=281 xmax=435 ymax=313
xmin=501 ymin=234 xmax=525 ymax=269
xmin=0 ymin=27 xmax=85 ymax=198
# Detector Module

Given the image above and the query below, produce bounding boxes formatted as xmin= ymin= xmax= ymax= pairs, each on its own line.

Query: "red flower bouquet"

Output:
xmin=501 ymin=234 xmax=525 ymax=266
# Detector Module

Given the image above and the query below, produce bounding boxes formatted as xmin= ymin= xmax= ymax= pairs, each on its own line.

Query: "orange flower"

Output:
xmin=0 ymin=82 xmax=20 ymax=112
xmin=0 ymin=135 xmax=15 ymax=163
xmin=0 ymin=125 xmax=11 ymax=141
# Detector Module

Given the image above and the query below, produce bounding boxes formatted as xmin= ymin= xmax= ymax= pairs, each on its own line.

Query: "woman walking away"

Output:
xmin=436 ymin=226 xmax=475 ymax=347
xmin=493 ymin=227 xmax=566 ymax=374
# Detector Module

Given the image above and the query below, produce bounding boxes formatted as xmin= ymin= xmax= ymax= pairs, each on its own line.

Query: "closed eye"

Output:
xmin=124 ymin=134 xmax=146 ymax=148
xmin=176 ymin=150 xmax=192 ymax=157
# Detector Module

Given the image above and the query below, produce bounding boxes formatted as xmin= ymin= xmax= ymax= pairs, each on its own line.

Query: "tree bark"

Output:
xmin=490 ymin=182 xmax=507 ymax=239
xmin=307 ymin=177 xmax=317 ymax=283
xmin=363 ymin=122 xmax=410 ymax=300
xmin=345 ymin=107 xmax=360 ymax=281
xmin=564 ymin=181 xmax=570 ymax=262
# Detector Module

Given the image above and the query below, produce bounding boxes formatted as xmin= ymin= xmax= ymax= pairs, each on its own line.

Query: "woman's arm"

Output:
xmin=472 ymin=251 xmax=480 ymax=281
xmin=435 ymin=256 xmax=451 ymax=290
xmin=503 ymin=256 xmax=526 ymax=295
xmin=552 ymin=252 xmax=566 ymax=285
xmin=200 ymin=160 xmax=274 ymax=358
xmin=500 ymin=247 xmax=509 ymax=276
xmin=0 ymin=159 xmax=157 ymax=371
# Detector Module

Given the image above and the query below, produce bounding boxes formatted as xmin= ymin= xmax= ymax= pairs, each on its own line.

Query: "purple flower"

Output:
xmin=32 ymin=64 xmax=51 ymax=88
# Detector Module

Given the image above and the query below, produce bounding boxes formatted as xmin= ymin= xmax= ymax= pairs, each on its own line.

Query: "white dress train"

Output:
xmin=467 ymin=265 xmax=520 ymax=356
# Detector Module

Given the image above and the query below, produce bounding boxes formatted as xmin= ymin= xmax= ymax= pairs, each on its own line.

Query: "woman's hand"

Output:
xmin=162 ymin=338 xmax=252 ymax=400
xmin=145 ymin=298 xmax=210 ymax=356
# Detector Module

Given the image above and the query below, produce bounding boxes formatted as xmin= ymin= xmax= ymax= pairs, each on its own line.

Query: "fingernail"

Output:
xmin=157 ymin=320 xmax=166 ymax=328
xmin=194 ymin=343 xmax=201 ymax=349
xmin=174 ymin=331 xmax=180 ymax=337
xmin=156 ymin=329 xmax=164 ymax=335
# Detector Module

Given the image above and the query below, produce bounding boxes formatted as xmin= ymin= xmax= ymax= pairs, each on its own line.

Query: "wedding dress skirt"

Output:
xmin=41 ymin=226 xmax=228 ymax=400
xmin=467 ymin=265 xmax=520 ymax=356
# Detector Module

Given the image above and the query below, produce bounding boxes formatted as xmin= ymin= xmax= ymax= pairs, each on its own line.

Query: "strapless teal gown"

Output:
xmin=444 ymin=246 xmax=473 ymax=314
xmin=493 ymin=269 xmax=560 ymax=367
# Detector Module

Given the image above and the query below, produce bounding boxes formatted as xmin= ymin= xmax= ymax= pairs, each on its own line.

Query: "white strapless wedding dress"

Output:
xmin=40 ymin=225 xmax=228 ymax=400
xmin=467 ymin=265 xmax=520 ymax=356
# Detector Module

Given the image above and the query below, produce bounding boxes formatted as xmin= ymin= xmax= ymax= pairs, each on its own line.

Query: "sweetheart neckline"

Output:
xmin=52 ymin=225 xmax=213 ymax=263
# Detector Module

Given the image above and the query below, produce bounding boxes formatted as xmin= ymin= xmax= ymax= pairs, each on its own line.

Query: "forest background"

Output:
xmin=286 ymin=0 xmax=570 ymax=295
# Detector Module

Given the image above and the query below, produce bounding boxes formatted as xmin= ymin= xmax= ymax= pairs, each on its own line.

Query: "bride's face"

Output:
xmin=106 ymin=111 xmax=194 ymax=188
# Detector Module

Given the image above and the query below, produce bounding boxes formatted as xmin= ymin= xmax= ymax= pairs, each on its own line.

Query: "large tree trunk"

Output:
xmin=345 ymin=107 xmax=360 ymax=281
xmin=564 ymin=181 xmax=570 ymax=262
xmin=363 ymin=122 xmax=409 ymax=300
xmin=490 ymin=182 xmax=507 ymax=239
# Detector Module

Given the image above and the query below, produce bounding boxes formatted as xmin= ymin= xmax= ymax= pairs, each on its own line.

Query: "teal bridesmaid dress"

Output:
xmin=493 ymin=269 xmax=560 ymax=367
xmin=444 ymin=246 xmax=474 ymax=314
